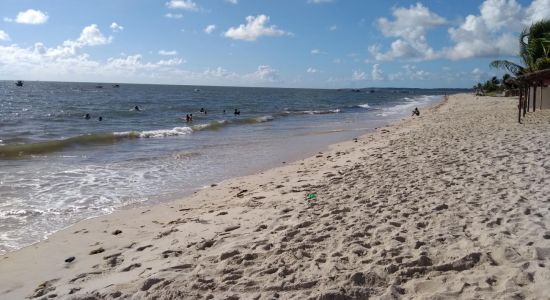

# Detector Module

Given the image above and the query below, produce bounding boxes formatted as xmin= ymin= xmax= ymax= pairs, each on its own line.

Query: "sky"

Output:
xmin=0 ymin=0 xmax=549 ymax=89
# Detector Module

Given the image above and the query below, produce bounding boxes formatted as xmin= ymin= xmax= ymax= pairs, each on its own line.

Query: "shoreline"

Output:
xmin=0 ymin=95 xmax=442 ymax=256
xmin=2 ymin=93 xmax=548 ymax=299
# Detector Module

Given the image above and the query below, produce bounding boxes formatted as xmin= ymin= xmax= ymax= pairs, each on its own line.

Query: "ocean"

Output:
xmin=0 ymin=81 xmax=464 ymax=254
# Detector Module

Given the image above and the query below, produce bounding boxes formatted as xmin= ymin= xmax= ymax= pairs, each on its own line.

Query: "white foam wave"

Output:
xmin=303 ymin=109 xmax=340 ymax=115
xmin=377 ymin=95 xmax=441 ymax=117
xmin=357 ymin=103 xmax=370 ymax=109
xmin=116 ymin=126 xmax=193 ymax=138
xmin=255 ymin=115 xmax=274 ymax=122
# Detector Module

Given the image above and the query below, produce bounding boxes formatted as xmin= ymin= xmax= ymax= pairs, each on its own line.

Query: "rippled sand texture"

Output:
xmin=1 ymin=94 xmax=549 ymax=299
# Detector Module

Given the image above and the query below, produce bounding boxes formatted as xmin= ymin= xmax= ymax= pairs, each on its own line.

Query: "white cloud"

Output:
xmin=159 ymin=50 xmax=177 ymax=56
xmin=371 ymin=64 xmax=384 ymax=80
xmin=203 ymin=66 xmax=237 ymax=78
xmin=442 ymin=0 xmax=550 ymax=60
xmin=0 ymin=28 xmax=287 ymax=86
xmin=370 ymin=3 xmax=445 ymax=61
xmin=307 ymin=0 xmax=334 ymax=3
xmin=204 ymin=24 xmax=216 ymax=34
xmin=525 ymin=0 xmax=550 ymax=25
xmin=306 ymin=67 xmax=318 ymax=73
xmin=157 ymin=58 xmax=184 ymax=66
xmin=377 ymin=3 xmax=446 ymax=40
xmin=329 ymin=25 xmax=338 ymax=31
xmin=0 ymin=30 xmax=10 ymax=41
xmin=14 ymin=9 xmax=49 ymax=25
xmin=166 ymin=0 xmax=198 ymax=11
xmin=371 ymin=0 xmax=550 ymax=62
xmin=225 ymin=0 xmax=238 ymax=4
xmin=246 ymin=65 xmax=280 ymax=82
xmin=77 ymin=24 xmax=112 ymax=46
xmin=352 ymin=70 xmax=366 ymax=81
xmin=311 ymin=48 xmax=326 ymax=55
xmin=110 ymin=22 xmax=124 ymax=33
xmin=471 ymin=67 xmax=487 ymax=81
xmin=388 ymin=64 xmax=431 ymax=81
xmin=224 ymin=15 xmax=289 ymax=41
xmin=164 ymin=13 xmax=183 ymax=19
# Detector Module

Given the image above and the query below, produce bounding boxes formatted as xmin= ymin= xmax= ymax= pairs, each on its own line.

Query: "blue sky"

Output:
xmin=0 ymin=0 xmax=548 ymax=88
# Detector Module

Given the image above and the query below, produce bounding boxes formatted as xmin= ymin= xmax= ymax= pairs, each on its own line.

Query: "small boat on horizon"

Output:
xmin=15 ymin=80 xmax=23 ymax=87
xmin=113 ymin=84 xmax=120 ymax=88
xmin=96 ymin=84 xmax=103 ymax=89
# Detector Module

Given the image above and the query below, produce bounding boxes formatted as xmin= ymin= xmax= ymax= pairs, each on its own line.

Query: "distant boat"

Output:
xmin=112 ymin=84 xmax=120 ymax=88
xmin=193 ymin=88 xmax=201 ymax=92
xmin=352 ymin=89 xmax=361 ymax=93
xmin=96 ymin=85 xmax=103 ymax=89
xmin=15 ymin=80 xmax=23 ymax=87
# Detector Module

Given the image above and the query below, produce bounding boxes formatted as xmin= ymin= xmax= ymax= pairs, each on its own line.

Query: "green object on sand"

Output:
xmin=307 ymin=193 xmax=317 ymax=200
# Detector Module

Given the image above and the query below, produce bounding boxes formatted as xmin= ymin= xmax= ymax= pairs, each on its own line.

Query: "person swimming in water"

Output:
xmin=98 ymin=116 xmax=103 ymax=121
xmin=189 ymin=114 xmax=193 ymax=121
xmin=234 ymin=108 xmax=240 ymax=115
xmin=134 ymin=105 xmax=141 ymax=111
xmin=85 ymin=113 xmax=91 ymax=120
xmin=185 ymin=114 xmax=190 ymax=122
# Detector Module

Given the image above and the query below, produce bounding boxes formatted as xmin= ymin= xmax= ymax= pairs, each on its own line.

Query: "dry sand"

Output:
xmin=1 ymin=93 xmax=549 ymax=300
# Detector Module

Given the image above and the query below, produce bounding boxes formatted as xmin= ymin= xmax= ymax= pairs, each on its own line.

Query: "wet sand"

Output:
xmin=1 ymin=93 xmax=549 ymax=299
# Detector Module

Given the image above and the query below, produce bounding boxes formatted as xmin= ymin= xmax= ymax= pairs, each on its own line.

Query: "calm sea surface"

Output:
xmin=0 ymin=81 xmax=464 ymax=253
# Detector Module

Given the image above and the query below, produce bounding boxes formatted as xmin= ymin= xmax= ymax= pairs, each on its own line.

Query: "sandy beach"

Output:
xmin=1 ymin=93 xmax=549 ymax=299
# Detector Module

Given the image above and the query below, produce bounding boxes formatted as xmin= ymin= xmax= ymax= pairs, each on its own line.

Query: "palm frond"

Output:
xmin=489 ymin=60 xmax=525 ymax=76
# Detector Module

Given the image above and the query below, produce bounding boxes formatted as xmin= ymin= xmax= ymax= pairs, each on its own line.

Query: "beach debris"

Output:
xmin=306 ymin=193 xmax=317 ymax=206
xmin=65 ymin=256 xmax=76 ymax=263
xmin=112 ymin=229 xmax=122 ymax=235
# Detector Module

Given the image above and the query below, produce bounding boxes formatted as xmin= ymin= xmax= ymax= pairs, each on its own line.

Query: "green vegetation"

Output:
xmin=473 ymin=74 xmax=516 ymax=94
xmin=489 ymin=19 xmax=550 ymax=76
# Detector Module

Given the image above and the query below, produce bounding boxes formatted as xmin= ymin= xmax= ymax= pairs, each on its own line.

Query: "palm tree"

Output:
xmin=490 ymin=19 xmax=550 ymax=75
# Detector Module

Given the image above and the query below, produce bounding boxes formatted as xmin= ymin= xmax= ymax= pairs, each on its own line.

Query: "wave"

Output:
xmin=377 ymin=95 xmax=442 ymax=117
xmin=0 ymin=115 xmax=276 ymax=159
xmin=0 ymin=133 xmax=141 ymax=158
xmin=189 ymin=115 xmax=274 ymax=131
xmin=356 ymin=103 xmax=370 ymax=109
xmin=116 ymin=127 xmax=193 ymax=138
xmin=279 ymin=109 xmax=340 ymax=116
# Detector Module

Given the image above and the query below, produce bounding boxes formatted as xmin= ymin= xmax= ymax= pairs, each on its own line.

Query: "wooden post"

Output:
xmin=533 ymin=84 xmax=537 ymax=112
xmin=523 ymin=88 xmax=529 ymax=118
xmin=518 ymin=88 xmax=522 ymax=123
xmin=540 ymin=83 xmax=544 ymax=110
xmin=527 ymin=85 xmax=531 ymax=112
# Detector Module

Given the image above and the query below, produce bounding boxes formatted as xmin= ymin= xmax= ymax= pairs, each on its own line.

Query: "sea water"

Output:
xmin=0 ymin=81 xmax=464 ymax=254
